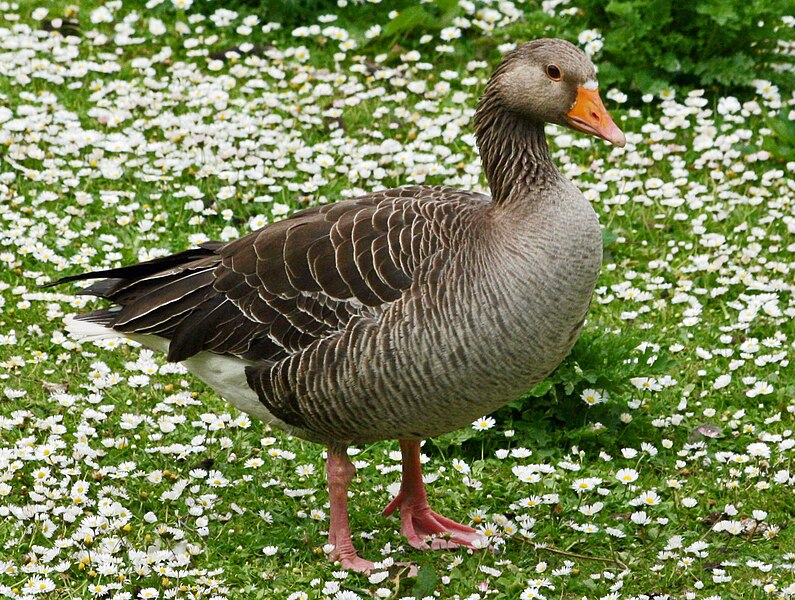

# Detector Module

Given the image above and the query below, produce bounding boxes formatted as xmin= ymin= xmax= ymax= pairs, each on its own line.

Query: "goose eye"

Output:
xmin=546 ymin=64 xmax=562 ymax=81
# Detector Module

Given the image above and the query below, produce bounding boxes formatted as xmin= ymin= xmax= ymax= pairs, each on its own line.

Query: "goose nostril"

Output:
xmin=591 ymin=112 xmax=600 ymax=122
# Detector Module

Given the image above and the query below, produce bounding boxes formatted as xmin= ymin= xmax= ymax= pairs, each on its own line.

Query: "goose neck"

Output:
xmin=474 ymin=92 xmax=558 ymax=205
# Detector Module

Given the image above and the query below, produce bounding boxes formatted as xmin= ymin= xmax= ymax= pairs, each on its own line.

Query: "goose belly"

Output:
xmin=110 ymin=330 xmax=316 ymax=436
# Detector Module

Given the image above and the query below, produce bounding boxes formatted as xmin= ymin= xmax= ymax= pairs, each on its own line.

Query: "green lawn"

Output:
xmin=0 ymin=1 xmax=793 ymax=599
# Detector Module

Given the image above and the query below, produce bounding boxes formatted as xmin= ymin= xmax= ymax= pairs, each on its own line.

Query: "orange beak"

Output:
xmin=565 ymin=86 xmax=626 ymax=147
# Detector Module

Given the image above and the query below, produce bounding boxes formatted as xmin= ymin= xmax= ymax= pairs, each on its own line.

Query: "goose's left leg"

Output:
xmin=383 ymin=439 xmax=486 ymax=550
xmin=326 ymin=446 xmax=375 ymax=572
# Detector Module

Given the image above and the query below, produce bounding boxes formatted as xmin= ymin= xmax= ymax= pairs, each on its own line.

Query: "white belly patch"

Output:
xmin=65 ymin=316 xmax=284 ymax=426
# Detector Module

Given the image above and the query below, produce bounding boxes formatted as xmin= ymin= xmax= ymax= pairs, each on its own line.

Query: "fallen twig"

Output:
xmin=512 ymin=536 xmax=629 ymax=571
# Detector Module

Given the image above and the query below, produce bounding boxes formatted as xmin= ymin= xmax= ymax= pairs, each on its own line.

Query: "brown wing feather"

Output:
xmin=57 ymin=186 xmax=489 ymax=372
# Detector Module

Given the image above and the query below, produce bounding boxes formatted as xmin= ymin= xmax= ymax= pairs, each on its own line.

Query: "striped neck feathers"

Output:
xmin=474 ymin=83 xmax=558 ymax=205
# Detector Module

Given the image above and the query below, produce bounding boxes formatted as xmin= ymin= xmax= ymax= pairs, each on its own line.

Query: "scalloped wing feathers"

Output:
xmin=58 ymin=185 xmax=489 ymax=380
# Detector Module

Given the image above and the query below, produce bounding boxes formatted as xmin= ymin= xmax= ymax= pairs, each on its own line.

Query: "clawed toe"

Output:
xmin=333 ymin=554 xmax=376 ymax=573
xmin=388 ymin=501 xmax=487 ymax=551
xmin=332 ymin=554 xmax=419 ymax=577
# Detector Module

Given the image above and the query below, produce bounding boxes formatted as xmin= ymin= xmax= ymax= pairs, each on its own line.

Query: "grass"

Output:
xmin=0 ymin=1 xmax=793 ymax=599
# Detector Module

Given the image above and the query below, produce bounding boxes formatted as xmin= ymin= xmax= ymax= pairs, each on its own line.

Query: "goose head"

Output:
xmin=489 ymin=38 xmax=626 ymax=147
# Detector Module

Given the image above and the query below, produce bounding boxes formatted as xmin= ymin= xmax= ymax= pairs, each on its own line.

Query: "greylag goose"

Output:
xmin=50 ymin=38 xmax=625 ymax=571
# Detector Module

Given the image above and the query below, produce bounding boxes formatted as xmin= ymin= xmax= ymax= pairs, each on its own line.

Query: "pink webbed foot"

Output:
xmin=383 ymin=439 xmax=487 ymax=551
xmin=383 ymin=492 xmax=485 ymax=550
xmin=327 ymin=528 xmax=418 ymax=574
xmin=328 ymin=547 xmax=376 ymax=573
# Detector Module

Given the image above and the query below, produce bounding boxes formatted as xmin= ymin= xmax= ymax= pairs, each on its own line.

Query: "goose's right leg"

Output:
xmin=383 ymin=439 xmax=486 ymax=550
